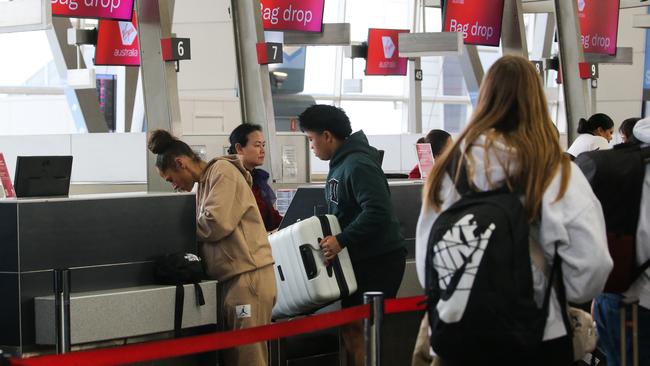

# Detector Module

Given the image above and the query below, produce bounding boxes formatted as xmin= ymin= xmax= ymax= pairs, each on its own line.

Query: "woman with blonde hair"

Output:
xmin=415 ymin=55 xmax=612 ymax=366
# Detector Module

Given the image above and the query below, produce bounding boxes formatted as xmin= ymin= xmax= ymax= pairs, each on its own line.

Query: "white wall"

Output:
xmin=596 ymin=7 xmax=646 ymax=127
xmin=172 ymin=0 xmax=242 ymax=136
xmin=0 ymin=95 xmax=77 ymax=135
xmin=310 ymin=134 xmax=422 ymax=175
xmin=0 ymin=133 xmax=146 ymax=183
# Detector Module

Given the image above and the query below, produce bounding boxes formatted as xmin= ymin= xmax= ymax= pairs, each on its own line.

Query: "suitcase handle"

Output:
xmin=299 ymin=244 xmax=318 ymax=280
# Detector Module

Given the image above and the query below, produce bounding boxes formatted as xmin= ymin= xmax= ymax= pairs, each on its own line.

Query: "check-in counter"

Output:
xmin=0 ymin=192 xmax=211 ymax=355
xmin=34 ymin=281 xmax=217 ymax=345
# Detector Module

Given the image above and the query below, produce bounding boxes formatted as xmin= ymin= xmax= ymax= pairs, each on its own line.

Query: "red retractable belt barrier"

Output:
xmin=10 ymin=296 xmax=425 ymax=366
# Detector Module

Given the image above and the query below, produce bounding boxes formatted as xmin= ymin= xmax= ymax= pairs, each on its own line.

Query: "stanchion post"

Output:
xmin=363 ymin=292 xmax=384 ymax=366
xmin=0 ymin=349 xmax=9 ymax=366
xmin=54 ymin=269 xmax=71 ymax=354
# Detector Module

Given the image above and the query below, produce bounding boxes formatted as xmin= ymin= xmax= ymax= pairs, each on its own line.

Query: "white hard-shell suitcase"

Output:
xmin=269 ymin=215 xmax=357 ymax=319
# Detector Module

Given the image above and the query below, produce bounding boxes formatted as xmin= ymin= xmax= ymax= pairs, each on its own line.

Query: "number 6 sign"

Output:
xmin=161 ymin=38 xmax=192 ymax=61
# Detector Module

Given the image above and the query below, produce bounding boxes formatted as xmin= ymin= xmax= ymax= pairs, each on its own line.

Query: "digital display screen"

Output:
xmin=578 ymin=0 xmax=620 ymax=55
xmin=365 ymin=28 xmax=409 ymax=76
xmin=260 ymin=0 xmax=325 ymax=33
xmin=94 ymin=12 xmax=140 ymax=66
xmin=51 ymin=0 xmax=134 ymax=21
xmin=443 ymin=0 xmax=505 ymax=47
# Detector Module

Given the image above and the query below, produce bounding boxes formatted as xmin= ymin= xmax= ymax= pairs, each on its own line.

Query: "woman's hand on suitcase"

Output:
xmin=320 ymin=235 xmax=342 ymax=264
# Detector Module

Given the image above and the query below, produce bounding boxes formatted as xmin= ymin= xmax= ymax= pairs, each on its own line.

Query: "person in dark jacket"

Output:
xmin=299 ymin=104 xmax=406 ymax=366
xmin=228 ymin=123 xmax=283 ymax=231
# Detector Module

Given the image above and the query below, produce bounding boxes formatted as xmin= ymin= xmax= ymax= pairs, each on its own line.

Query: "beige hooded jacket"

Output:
xmin=196 ymin=155 xmax=274 ymax=281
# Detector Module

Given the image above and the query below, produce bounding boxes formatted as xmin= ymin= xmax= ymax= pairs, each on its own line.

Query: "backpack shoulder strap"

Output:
xmin=633 ymin=259 xmax=650 ymax=283
xmin=173 ymin=284 xmax=184 ymax=338
xmin=548 ymin=243 xmax=574 ymax=337
xmin=641 ymin=145 xmax=650 ymax=162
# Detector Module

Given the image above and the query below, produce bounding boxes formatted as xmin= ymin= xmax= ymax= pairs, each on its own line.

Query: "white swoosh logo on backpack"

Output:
xmin=432 ymin=214 xmax=494 ymax=323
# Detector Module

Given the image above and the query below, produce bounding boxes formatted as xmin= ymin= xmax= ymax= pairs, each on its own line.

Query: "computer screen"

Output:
xmin=14 ymin=156 xmax=73 ymax=198
xmin=278 ymin=186 xmax=327 ymax=230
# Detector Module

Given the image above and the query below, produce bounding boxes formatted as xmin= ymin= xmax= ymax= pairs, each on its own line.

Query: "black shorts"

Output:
xmin=341 ymin=248 xmax=406 ymax=308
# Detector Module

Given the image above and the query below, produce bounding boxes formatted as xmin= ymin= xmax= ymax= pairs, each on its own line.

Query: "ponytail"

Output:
xmin=577 ymin=113 xmax=614 ymax=135
xmin=577 ymin=118 xmax=589 ymax=134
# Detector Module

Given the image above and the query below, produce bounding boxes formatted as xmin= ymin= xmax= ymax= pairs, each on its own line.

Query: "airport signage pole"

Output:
xmin=47 ymin=18 xmax=108 ymax=133
xmin=137 ymin=0 xmax=181 ymax=192
xmin=501 ymin=0 xmax=528 ymax=57
xmin=231 ymin=0 xmax=281 ymax=182
xmin=553 ymin=0 xmax=590 ymax=145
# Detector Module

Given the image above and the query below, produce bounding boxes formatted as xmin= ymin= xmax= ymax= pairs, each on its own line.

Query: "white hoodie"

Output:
xmin=624 ymin=118 xmax=650 ymax=308
xmin=415 ymin=135 xmax=613 ymax=340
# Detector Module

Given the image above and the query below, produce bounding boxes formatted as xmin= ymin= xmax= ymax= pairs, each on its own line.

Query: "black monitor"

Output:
xmin=14 ymin=156 xmax=73 ymax=198
xmin=278 ymin=186 xmax=327 ymax=230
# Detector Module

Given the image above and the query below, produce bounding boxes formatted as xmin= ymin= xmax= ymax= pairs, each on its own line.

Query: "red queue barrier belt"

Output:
xmin=10 ymin=295 xmax=425 ymax=366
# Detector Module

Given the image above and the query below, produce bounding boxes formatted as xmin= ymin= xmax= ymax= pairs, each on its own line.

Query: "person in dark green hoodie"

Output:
xmin=299 ymin=104 xmax=406 ymax=366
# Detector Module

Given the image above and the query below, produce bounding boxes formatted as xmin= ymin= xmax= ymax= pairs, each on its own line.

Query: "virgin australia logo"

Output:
xmin=381 ymin=36 xmax=396 ymax=59
xmin=118 ymin=21 xmax=137 ymax=46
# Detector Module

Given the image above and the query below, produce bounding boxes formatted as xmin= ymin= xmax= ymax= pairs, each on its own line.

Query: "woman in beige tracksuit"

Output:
xmin=148 ymin=129 xmax=276 ymax=366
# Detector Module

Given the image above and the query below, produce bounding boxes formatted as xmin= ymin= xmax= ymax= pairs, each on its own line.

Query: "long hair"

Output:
xmin=424 ymin=55 xmax=571 ymax=222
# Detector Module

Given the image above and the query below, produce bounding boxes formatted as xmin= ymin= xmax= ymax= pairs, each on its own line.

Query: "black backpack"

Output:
xmin=425 ymin=161 xmax=555 ymax=362
xmin=575 ymin=143 xmax=650 ymax=293
xmin=154 ymin=253 xmax=206 ymax=337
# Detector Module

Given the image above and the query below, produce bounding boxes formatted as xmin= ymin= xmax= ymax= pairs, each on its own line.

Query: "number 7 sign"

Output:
xmin=256 ymin=42 xmax=283 ymax=65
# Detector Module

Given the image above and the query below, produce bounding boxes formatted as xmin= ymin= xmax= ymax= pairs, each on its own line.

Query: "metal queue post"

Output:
xmin=364 ymin=292 xmax=384 ymax=366
xmin=53 ymin=269 xmax=71 ymax=354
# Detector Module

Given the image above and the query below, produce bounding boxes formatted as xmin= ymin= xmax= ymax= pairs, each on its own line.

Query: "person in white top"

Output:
xmin=415 ymin=55 xmax=613 ymax=366
xmin=567 ymin=113 xmax=614 ymax=158
xmin=631 ymin=117 xmax=650 ymax=310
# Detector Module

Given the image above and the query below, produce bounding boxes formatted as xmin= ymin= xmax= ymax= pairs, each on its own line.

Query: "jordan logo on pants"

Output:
xmin=236 ymin=304 xmax=251 ymax=319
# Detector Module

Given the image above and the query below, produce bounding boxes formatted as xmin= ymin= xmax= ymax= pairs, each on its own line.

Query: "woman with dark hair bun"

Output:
xmin=228 ymin=123 xmax=282 ymax=231
xmin=147 ymin=129 xmax=276 ymax=366
xmin=567 ymin=113 xmax=614 ymax=157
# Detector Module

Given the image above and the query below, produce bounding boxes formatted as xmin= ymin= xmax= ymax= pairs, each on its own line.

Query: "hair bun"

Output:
xmin=148 ymin=129 xmax=175 ymax=155
xmin=576 ymin=118 xmax=589 ymax=134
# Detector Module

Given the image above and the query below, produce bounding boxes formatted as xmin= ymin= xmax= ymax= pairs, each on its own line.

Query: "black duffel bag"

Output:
xmin=154 ymin=253 xmax=206 ymax=337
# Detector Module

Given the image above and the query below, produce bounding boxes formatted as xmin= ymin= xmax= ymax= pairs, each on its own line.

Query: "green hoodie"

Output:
xmin=326 ymin=130 xmax=404 ymax=263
